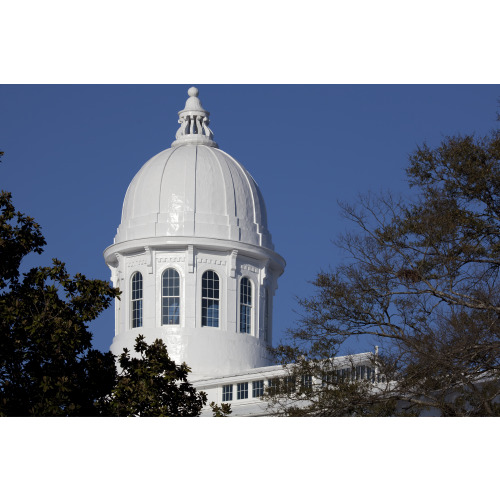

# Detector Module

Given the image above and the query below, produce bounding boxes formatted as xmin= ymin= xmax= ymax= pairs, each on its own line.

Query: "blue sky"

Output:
xmin=1 ymin=84 xmax=499 ymax=354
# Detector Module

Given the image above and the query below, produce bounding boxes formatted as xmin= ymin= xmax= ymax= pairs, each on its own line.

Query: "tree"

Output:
xmin=99 ymin=335 xmax=207 ymax=416
xmin=266 ymin=129 xmax=500 ymax=416
xmin=209 ymin=401 xmax=232 ymax=417
xmin=0 ymin=188 xmax=119 ymax=416
xmin=0 ymin=190 xmax=213 ymax=417
xmin=0 ymin=160 xmax=222 ymax=417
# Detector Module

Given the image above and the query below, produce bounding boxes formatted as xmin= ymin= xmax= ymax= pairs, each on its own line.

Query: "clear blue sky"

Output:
xmin=1 ymin=85 xmax=499 ymax=354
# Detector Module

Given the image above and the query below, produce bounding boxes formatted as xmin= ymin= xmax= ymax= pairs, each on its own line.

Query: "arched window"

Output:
xmin=162 ymin=268 xmax=180 ymax=325
xmin=202 ymin=270 xmax=219 ymax=327
xmin=131 ymin=271 xmax=143 ymax=328
xmin=239 ymin=277 xmax=252 ymax=334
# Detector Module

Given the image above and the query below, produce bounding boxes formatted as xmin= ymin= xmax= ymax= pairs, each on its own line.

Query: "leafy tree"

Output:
xmin=209 ymin=401 xmax=232 ymax=417
xmin=0 ymin=154 xmax=219 ymax=417
xmin=99 ymin=335 xmax=207 ymax=416
xmin=0 ymin=188 xmax=119 ymax=416
xmin=0 ymin=188 xmax=215 ymax=417
xmin=266 ymin=128 xmax=500 ymax=416
xmin=0 ymin=187 xmax=218 ymax=417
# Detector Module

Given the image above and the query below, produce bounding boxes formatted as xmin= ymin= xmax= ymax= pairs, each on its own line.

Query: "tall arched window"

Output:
xmin=239 ymin=277 xmax=252 ymax=334
xmin=131 ymin=272 xmax=143 ymax=328
xmin=202 ymin=270 xmax=219 ymax=327
xmin=162 ymin=268 xmax=180 ymax=325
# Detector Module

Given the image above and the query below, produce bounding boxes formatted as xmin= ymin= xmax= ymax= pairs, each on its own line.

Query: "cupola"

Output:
xmin=104 ymin=87 xmax=285 ymax=380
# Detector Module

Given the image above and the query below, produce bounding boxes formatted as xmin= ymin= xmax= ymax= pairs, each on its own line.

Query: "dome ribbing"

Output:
xmin=114 ymin=88 xmax=273 ymax=250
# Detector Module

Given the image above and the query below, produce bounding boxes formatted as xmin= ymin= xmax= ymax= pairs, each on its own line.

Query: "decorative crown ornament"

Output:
xmin=171 ymin=87 xmax=218 ymax=148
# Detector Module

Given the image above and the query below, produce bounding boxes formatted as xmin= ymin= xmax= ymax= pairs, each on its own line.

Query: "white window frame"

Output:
xmin=239 ymin=276 xmax=253 ymax=335
xmin=222 ymin=384 xmax=233 ymax=402
xmin=252 ymin=380 xmax=264 ymax=398
xmin=161 ymin=267 xmax=181 ymax=326
xmin=201 ymin=269 xmax=220 ymax=328
xmin=237 ymin=382 xmax=249 ymax=400
xmin=130 ymin=271 xmax=143 ymax=329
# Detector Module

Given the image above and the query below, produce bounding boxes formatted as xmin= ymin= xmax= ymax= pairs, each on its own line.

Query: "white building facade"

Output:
xmin=104 ymin=87 xmax=285 ymax=384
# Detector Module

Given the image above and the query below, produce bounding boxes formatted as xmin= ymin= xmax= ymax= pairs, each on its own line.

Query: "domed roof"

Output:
xmin=114 ymin=88 xmax=274 ymax=250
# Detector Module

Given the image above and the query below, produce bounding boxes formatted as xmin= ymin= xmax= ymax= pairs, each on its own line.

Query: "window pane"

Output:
xmin=162 ymin=269 xmax=180 ymax=325
xmin=237 ymin=382 xmax=248 ymax=400
xmin=284 ymin=376 xmax=296 ymax=393
xmin=222 ymin=384 xmax=233 ymax=402
xmin=252 ymin=380 xmax=264 ymax=398
xmin=267 ymin=378 xmax=279 ymax=396
xmin=240 ymin=278 xmax=251 ymax=305
xmin=301 ymin=375 xmax=312 ymax=389
xmin=202 ymin=271 xmax=219 ymax=327
xmin=239 ymin=278 xmax=252 ymax=334
xmin=240 ymin=304 xmax=251 ymax=333
xmin=131 ymin=272 xmax=143 ymax=328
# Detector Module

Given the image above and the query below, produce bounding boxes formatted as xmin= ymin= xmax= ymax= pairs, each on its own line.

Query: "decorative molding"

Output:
xmin=196 ymin=257 xmax=226 ymax=266
xmin=187 ymin=245 xmax=194 ymax=273
xmin=261 ymin=258 xmax=271 ymax=285
xmin=114 ymin=253 xmax=123 ymax=287
xmin=145 ymin=246 xmax=153 ymax=274
xmin=158 ymin=256 xmax=185 ymax=263
xmin=241 ymin=264 xmax=258 ymax=274
xmin=126 ymin=259 xmax=147 ymax=268
xmin=230 ymin=250 xmax=238 ymax=278
xmin=109 ymin=264 xmax=118 ymax=287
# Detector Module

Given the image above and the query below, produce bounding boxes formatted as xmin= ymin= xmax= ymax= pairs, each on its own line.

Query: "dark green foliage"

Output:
xmin=209 ymin=401 xmax=232 ymax=417
xmin=0 ymin=190 xmax=119 ymax=416
xmin=100 ymin=335 xmax=207 ymax=417
xmin=0 ymin=186 xmax=212 ymax=417
xmin=266 ymin=130 xmax=500 ymax=417
xmin=0 ymin=189 xmax=45 ymax=289
xmin=0 ymin=153 xmax=214 ymax=417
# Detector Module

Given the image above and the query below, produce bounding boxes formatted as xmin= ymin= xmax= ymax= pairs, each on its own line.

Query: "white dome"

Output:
xmin=115 ymin=144 xmax=273 ymax=249
xmin=105 ymin=87 xmax=285 ymax=379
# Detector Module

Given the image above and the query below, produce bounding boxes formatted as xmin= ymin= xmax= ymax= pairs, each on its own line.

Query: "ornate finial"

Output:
xmin=172 ymin=87 xmax=218 ymax=148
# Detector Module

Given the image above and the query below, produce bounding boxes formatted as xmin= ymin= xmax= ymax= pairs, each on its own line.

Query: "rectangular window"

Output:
xmin=237 ymin=382 xmax=248 ymax=400
xmin=240 ymin=303 xmax=251 ymax=334
xmin=301 ymin=375 xmax=312 ymax=390
xmin=162 ymin=297 xmax=180 ymax=325
xmin=252 ymin=380 xmax=264 ymax=398
xmin=132 ymin=299 xmax=143 ymax=328
xmin=267 ymin=378 xmax=279 ymax=396
xmin=202 ymin=299 xmax=219 ymax=327
xmin=322 ymin=373 xmax=334 ymax=387
xmin=283 ymin=376 xmax=296 ymax=393
xmin=222 ymin=384 xmax=233 ymax=402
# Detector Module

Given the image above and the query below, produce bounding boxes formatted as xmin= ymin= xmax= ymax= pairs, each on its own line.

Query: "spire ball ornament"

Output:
xmin=172 ymin=86 xmax=217 ymax=148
